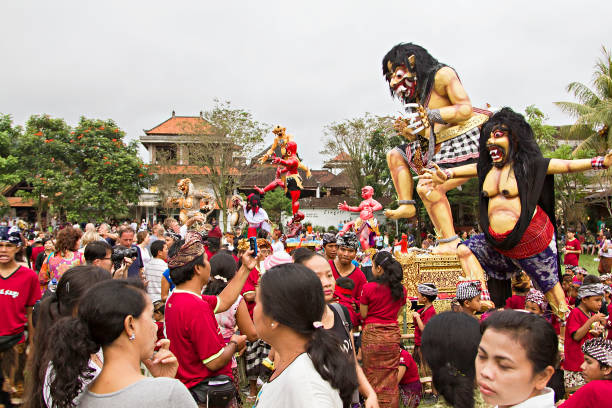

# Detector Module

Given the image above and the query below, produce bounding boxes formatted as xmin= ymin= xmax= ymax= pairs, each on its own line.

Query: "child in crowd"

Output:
xmin=397 ymin=347 xmax=421 ymax=408
xmin=560 ymin=338 xmax=612 ymax=407
xmin=153 ymin=300 xmax=166 ymax=350
xmin=335 ymin=276 xmax=361 ymax=328
xmin=455 ymin=280 xmax=482 ymax=318
xmin=505 ymin=271 xmax=531 ymax=309
xmin=411 ymin=283 xmax=437 ymax=376
xmin=562 ymin=282 xmax=607 ymax=392
xmin=561 ymin=273 xmax=574 ymax=306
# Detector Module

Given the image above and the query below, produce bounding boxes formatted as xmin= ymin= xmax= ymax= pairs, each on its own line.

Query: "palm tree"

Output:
xmin=555 ymin=46 xmax=612 ymax=154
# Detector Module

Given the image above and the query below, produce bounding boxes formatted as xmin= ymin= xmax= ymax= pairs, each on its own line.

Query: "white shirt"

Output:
xmin=495 ymin=387 xmax=555 ymax=408
xmin=271 ymin=240 xmax=284 ymax=253
xmin=255 ymin=353 xmax=342 ymax=408
xmin=145 ymin=258 xmax=168 ymax=302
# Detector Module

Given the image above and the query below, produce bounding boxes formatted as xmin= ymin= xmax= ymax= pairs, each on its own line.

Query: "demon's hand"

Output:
xmin=338 ymin=201 xmax=350 ymax=211
xmin=604 ymin=151 xmax=612 ymax=168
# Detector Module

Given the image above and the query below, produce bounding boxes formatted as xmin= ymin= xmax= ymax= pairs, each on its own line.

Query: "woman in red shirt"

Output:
xmin=505 ymin=271 xmax=530 ymax=310
xmin=360 ymin=251 xmax=406 ymax=408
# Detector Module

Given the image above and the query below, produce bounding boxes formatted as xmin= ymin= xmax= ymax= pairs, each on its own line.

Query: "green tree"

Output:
xmin=57 ymin=117 xmax=152 ymax=222
xmin=526 ymin=106 xmax=594 ymax=227
xmin=554 ymin=47 xmax=612 ymax=155
xmin=0 ymin=115 xmax=22 ymax=215
xmin=15 ymin=114 xmax=73 ymax=225
xmin=261 ymin=188 xmax=291 ymax=223
xmin=12 ymin=115 xmax=151 ymax=224
xmin=321 ymin=113 xmax=395 ymax=195
xmin=364 ymin=129 xmax=403 ymax=197
xmin=555 ymin=47 xmax=612 ymax=216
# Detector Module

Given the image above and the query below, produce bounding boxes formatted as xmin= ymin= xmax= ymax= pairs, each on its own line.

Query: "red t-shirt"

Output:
xmin=399 ymin=348 xmax=420 ymax=384
xmin=564 ymin=238 xmax=581 ymax=266
xmin=330 ymin=260 xmax=367 ymax=305
xmin=559 ymin=380 xmax=612 ymax=407
xmin=505 ymin=294 xmax=526 ymax=310
xmin=165 ymin=290 xmax=231 ymax=387
xmin=413 ymin=305 xmax=436 ymax=346
xmin=563 ymin=307 xmax=593 ymax=371
xmin=240 ymin=267 xmax=260 ymax=320
xmin=0 ymin=266 xmax=41 ymax=339
xmin=30 ymin=246 xmax=44 ymax=266
xmin=360 ymin=282 xmax=406 ymax=325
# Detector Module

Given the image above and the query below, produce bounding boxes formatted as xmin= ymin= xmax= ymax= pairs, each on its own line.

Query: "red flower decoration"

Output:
xmin=99 ymin=126 xmax=105 ymax=130
xmin=78 ymin=135 xmax=83 ymax=139
xmin=105 ymin=161 xmax=111 ymax=165
xmin=34 ymin=131 xmax=43 ymax=136
xmin=114 ymin=129 xmax=119 ymax=133
xmin=70 ymin=140 xmax=74 ymax=143
xmin=138 ymin=174 xmax=144 ymax=177
xmin=112 ymin=138 xmax=117 ymax=142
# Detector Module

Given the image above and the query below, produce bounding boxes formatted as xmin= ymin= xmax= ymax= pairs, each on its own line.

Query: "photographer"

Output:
xmin=84 ymin=240 xmax=133 ymax=279
xmin=114 ymin=226 xmax=144 ymax=280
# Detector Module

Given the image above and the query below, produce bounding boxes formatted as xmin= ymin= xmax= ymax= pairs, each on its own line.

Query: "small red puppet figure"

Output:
xmin=254 ymin=140 xmax=311 ymax=236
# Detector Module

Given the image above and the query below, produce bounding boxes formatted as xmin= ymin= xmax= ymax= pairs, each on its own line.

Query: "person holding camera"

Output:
xmin=84 ymin=240 xmax=133 ymax=279
xmin=114 ymin=227 xmax=144 ymax=280
xmin=165 ymin=229 xmax=257 ymax=407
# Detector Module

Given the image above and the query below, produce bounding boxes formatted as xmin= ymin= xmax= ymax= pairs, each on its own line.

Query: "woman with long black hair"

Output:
xmin=359 ymin=251 xmax=406 ymax=408
xmin=45 ymin=279 xmax=195 ymax=408
xmin=253 ymin=263 xmax=358 ymax=408
xmin=25 ymin=265 xmax=110 ymax=408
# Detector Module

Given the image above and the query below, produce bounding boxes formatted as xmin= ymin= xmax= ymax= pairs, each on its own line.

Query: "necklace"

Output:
xmin=269 ymin=351 xmax=305 ymax=381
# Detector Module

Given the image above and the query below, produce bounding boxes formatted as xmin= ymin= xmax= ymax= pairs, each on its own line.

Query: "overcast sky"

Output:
xmin=1 ymin=1 xmax=611 ymax=167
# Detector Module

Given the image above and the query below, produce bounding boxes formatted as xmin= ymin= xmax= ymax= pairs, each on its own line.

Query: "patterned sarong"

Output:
xmin=396 ymin=126 xmax=480 ymax=175
xmin=399 ymin=380 xmax=422 ymax=408
xmin=245 ymin=339 xmax=271 ymax=381
xmin=462 ymin=232 xmax=559 ymax=294
xmin=362 ymin=323 xmax=400 ymax=408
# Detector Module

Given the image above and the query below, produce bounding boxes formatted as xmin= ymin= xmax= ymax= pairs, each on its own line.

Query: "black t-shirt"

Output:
xmin=326 ymin=304 xmax=353 ymax=356
xmin=34 ymin=251 xmax=48 ymax=273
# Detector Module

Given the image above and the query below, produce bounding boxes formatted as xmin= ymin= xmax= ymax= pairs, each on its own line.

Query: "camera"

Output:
xmin=111 ymin=246 xmax=138 ymax=270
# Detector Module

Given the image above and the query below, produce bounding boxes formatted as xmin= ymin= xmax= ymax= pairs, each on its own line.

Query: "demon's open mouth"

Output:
xmin=487 ymin=144 xmax=505 ymax=162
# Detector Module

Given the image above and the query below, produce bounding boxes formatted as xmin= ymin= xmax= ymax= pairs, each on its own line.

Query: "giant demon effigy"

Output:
xmin=381 ymin=43 xmax=490 ymax=254
xmin=422 ymin=107 xmax=612 ymax=319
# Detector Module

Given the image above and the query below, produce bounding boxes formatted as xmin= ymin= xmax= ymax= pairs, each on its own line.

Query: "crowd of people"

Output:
xmin=1 ymin=216 xmax=612 ymax=408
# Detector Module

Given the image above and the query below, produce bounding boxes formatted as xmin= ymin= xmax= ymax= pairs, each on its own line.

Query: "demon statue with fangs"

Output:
xmin=382 ymin=43 xmax=490 ymax=254
xmin=337 ymin=186 xmax=383 ymax=251
xmin=422 ymin=107 xmax=612 ymax=319
xmin=255 ymin=128 xmax=311 ymax=237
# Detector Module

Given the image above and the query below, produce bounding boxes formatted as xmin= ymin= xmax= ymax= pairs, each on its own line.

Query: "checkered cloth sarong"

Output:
xmin=396 ymin=125 xmax=480 ymax=174
xmin=245 ymin=339 xmax=271 ymax=380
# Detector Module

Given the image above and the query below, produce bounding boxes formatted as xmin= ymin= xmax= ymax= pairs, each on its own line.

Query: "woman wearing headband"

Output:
xmin=253 ymin=263 xmax=357 ymax=407
xmin=560 ymin=338 xmax=612 ymax=407
xmin=360 ymin=251 xmax=406 ymax=408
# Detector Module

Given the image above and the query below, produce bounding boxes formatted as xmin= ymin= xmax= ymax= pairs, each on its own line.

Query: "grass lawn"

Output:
xmin=577 ymin=253 xmax=600 ymax=275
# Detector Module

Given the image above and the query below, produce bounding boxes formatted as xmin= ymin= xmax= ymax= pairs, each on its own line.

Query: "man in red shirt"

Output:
xmin=564 ymin=230 xmax=581 ymax=267
xmin=0 ymin=226 xmax=41 ymax=404
xmin=165 ymin=228 xmax=255 ymax=405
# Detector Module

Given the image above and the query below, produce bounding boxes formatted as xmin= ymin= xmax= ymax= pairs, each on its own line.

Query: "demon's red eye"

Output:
xmin=493 ymin=130 xmax=504 ymax=138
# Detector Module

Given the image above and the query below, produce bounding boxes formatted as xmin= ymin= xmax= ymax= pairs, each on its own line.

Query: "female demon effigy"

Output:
xmin=382 ymin=43 xmax=490 ymax=254
xmin=423 ymin=107 xmax=612 ymax=319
